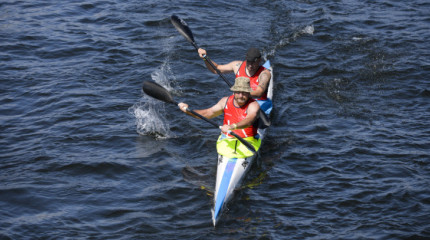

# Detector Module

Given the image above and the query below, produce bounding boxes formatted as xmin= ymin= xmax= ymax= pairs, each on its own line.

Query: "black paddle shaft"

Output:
xmin=142 ymin=80 xmax=257 ymax=154
xmin=170 ymin=15 xmax=231 ymax=86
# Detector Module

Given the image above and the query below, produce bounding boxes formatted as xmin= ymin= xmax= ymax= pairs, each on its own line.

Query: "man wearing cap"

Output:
xmin=178 ymin=77 xmax=260 ymax=138
xmin=197 ymin=47 xmax=272 ymax=115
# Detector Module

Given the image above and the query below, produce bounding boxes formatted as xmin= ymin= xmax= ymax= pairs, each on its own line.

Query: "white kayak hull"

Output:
xmin=212 ymin=154 xmax=256 ymax=226
xmin=211 ymin=60 xmax=273 ymax=226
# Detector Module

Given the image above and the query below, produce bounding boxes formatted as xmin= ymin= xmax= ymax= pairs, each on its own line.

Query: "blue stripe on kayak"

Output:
xmin=214 ymin=158 xmax=237 ymax=222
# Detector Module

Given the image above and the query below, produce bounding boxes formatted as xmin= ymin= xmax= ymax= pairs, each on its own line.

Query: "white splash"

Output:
xmin=129 ymin=99 xmax=172 ymax=138
xmin=129 ymin=56 xmax=177 ymax=138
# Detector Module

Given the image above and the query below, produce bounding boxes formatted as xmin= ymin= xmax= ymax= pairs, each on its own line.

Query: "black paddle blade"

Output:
xmin=142 ymin=81 xmax=176 ymax=105
xmin=170 ymin=15 xmax=196 ymax=46
xmin=257 ymin=110 xmax=271 ymax=129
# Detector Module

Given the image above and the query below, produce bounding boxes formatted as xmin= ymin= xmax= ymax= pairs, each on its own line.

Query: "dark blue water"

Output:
xmin=1 ymin=1 xmax=429 ymax=239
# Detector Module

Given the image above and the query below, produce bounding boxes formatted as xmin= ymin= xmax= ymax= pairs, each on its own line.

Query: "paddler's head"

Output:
xmin=245 ymin=47 xmax=261 ymax=74
xmin=230 ymin=77 xmax=252 ymax=106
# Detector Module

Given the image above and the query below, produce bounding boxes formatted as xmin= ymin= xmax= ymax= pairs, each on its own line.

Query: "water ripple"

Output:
xmin=1 ymin=0 xmax=429 ymax=239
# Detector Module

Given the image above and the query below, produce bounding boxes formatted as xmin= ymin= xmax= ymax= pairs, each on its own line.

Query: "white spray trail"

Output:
xmin=266 ymin=25 xmax=314 ymax=59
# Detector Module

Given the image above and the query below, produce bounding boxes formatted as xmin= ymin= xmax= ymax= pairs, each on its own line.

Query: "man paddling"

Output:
xmin=197 ymin=47 xmax=272 ymax=115
xmin=178 ymin=77 xmax=260 ymax=139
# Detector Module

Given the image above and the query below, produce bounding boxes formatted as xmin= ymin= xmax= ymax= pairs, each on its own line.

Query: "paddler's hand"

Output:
xmin=198 ymin=48 xmax=207 ymax=59
xmin=178 ymin=102 xmax=189 ymax=113
xmin=220 ymin=124 xmax=236 ymax=133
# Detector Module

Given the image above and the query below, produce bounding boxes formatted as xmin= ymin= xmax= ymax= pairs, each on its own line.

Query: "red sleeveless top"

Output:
xmin=223 ymin=95 xmax=257 ymax=138
xmin=235 ymin=61 xmax=267 ymax=100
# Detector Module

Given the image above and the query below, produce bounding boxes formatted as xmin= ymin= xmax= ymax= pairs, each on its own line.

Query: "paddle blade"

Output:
xmin=142 ymin=81 xmax=176 ymax=105
xmin=257 ymin=110 xmax=271 ymax=129
xmin=170 ymin=15 xmax=196 ymax=46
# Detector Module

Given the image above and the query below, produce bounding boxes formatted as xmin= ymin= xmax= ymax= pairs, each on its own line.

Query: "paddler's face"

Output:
xmin=246 ymin=59 xmax=261 ymax=73
xmin=234 ymin=91 xmax=250 ymax=106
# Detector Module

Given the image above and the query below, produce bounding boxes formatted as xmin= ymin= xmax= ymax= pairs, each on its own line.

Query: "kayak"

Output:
xmin=211 ymin=60 xmax=273 ymax=226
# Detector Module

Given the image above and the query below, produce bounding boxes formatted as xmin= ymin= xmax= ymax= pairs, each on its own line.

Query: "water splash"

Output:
xmin=129 ymin=23 xmax=182 ymax=139
xmin=129 ymin=99 xmax=172 ymax=138
xmin=129 ymin=61 xmax=177 ymax=139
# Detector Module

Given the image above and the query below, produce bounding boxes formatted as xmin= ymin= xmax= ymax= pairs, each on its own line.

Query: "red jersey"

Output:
xmin=235 ymin=61 xmax=267 ymax=100
xmin=223 ymin=95 xmax=257 ymax=138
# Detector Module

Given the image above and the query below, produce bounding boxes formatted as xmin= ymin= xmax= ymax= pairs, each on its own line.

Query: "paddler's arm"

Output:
xmin=220 ymin=101 xmax=260 ymax=133
xmin=178 ymin=97 xmax=227 ymax=119
xmin=198 ymin=48 xmax=240 ymax=74
xmin=251 ymin=69 xmax=271 ymax=99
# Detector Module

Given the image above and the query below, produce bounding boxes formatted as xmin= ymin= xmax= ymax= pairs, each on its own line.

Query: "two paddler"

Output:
xmin=198 ymin=47 xmax=272 ymax=115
